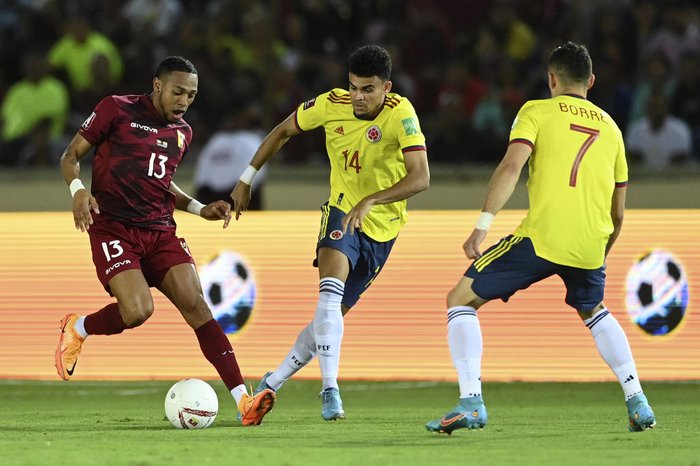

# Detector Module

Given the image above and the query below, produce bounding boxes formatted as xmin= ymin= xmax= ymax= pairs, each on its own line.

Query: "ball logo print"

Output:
xmin=164 ymin=378 xmax=218 ymax=429
xmin=198 ymin=250 xmax=256 ymax=334
xmin=625 ymin=249 xmax=690 ymax=336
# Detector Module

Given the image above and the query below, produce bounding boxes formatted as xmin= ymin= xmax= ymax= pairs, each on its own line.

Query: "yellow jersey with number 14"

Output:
xmin=510 ymin=94 xmax=628 ymax=269
xmin=294 ymin=89 xmax=426 ymax=242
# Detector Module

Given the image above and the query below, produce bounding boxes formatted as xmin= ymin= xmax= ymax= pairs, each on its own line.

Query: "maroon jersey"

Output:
xmin=79 ymin=94 xmax=192 ymax=230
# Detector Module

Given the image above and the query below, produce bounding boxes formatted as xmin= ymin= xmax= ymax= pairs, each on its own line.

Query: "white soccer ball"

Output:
xmin=164 ymin=378 xmax=218 ymax=429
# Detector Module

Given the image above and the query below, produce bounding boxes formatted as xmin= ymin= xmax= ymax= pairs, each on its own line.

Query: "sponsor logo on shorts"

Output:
xmin=105 ymin=259 xmax=132 ymax=275
xmin=329 ymin=230 xmax=343 ymax=240
xmin=366 ymin=125 xmax=382 ymax=143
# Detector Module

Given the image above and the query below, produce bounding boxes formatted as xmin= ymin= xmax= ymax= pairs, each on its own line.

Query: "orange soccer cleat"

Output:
xmin=237 ymin=388 xmax=276 ymax=426
xmin=55 ymin=313 xmax=85 ymax=381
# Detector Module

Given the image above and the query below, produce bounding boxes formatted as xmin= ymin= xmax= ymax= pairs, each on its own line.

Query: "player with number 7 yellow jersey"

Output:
xmin=510 ymin=93 xmax=628 ymax=269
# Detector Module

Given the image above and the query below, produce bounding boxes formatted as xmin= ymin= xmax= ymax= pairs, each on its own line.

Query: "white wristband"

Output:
xmin=475 ymin=212 xmax=495 ymax=230
xmin=239 ymin=164 xmax=258 ymax=185
xmin=69 ymin=179 xmax=86 ymax=197
xmin=187 ymin=199 xmax=205 ymax=216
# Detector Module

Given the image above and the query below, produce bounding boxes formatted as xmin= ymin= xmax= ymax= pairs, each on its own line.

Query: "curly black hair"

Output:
xmin=349 ymin=45 xmax=392 ymax=81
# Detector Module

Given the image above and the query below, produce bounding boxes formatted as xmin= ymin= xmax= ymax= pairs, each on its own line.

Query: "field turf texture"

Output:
xmin=1 ymin=380 xmax=697 ymax=465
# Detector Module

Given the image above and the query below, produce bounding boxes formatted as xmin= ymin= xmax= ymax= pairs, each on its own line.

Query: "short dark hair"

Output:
xmin=548 ymin=41 xmax=592 ymax=84
xmin=349 ymin=45 xmax=392 ymax=81
xmin=155 ymin=56 xmax=197 ymax=78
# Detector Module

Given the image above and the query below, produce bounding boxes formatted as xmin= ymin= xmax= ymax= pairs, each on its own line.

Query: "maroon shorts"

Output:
xmin=87 ymin=215 xmax=195 ymax=295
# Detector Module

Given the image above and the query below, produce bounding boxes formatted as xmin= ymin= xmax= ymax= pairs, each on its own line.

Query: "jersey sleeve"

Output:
xmin=294 ymin=91 xmax=330 ymax=132
xmin=78 ymin=96 xmax=119 ymax=146
xmin=394 ymin=103 xmax=426 ymax=153
xmin=509 ymin=101 xmax=538 ymax=148
xmin=614 ymin=129 xmax=629 ymax=186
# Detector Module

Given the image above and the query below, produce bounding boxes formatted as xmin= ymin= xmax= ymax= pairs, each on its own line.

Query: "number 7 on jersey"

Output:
xmin=569 ymin=124 xmax=600 ymax=187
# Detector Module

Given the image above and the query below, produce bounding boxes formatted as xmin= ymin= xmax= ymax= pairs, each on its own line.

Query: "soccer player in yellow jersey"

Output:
xmin=426 ymin=42 xmax=655 ymax=434
xmin=231 ymin=45 xmax=429 ymax=420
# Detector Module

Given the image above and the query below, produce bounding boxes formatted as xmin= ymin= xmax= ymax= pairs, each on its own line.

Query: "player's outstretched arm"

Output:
xmin=342 ymin=149 xmax=429 ymax=235
xmin=60 ymin=133 xmax=99 ymax=232
xmin=169 ymin=182 xmax=231 ymax=229
xmin=464 ymin=142 xmax=531 ymax=259
xmin=231 ymin=112 xmax=302 ymax=220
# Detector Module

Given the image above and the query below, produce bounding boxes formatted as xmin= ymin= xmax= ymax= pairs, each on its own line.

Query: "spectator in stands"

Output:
xmin=670 ymin=52 xmax=700 ymax=160
xmin=629 ymin=52 xmax=676 ymax=123
xmin=194 ymin=103 xmax=267 ymax=209
xmin=0 ymin=52 xmax=69 ymax=166
xmin=48 ymin=17 xmax=123 ymax=91
xmin=626 ymin=90 xmax=693 ymax=168
xmin=645 ymin=0 xmax=700 ymax=69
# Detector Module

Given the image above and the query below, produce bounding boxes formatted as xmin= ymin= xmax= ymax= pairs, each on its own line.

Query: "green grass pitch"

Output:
xmin=1 ymin=380 xmax=698 ymax=465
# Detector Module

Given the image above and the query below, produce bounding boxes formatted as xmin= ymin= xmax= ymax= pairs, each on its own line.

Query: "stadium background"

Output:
xmin=0 ymin=0 xmax=698 ymax=382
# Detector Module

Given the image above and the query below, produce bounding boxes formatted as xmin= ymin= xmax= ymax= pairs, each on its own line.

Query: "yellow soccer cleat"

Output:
xmin=55 ymin=313 xmax=85 ymax=381
xmin=237 ymin=388 xmax=276 ymax=426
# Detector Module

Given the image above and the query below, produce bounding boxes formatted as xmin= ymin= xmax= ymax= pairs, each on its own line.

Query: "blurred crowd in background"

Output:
xmin=1 ymin=0 xmax=699 ymax=170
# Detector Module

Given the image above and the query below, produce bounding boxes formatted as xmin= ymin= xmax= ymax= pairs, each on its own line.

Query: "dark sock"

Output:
xmin=84 ymin=303 xmax=128 ymax=335
xmin=195 ymin=319 xmax=244 ymax=390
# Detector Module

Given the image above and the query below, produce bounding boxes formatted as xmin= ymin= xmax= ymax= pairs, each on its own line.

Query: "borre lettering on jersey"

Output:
xmin=558 ymin=103 xmax=606 ymax=122
xmin=130 ymin=122 xmax=159 ymax=133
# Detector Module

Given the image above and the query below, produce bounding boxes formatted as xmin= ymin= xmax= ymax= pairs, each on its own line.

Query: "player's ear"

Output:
xmin=383 ymin=80 xmax=392 ymax=94
xmin=153 ymin=76 xmax=162 ymax=94
xmin=587 ymin=73 xmax=595 ymax=90
xmin=547 ymin=71 xmax=557 ymax=91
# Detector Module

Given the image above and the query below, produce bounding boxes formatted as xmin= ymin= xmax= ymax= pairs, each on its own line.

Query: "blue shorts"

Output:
xmin=465 ymin=235 xmax=606 ymax=312
xmin=315 ymin=203 xmax=395 ymax=308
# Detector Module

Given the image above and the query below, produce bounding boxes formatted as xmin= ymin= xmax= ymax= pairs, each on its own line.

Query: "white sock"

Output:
xmin=74 ymin=316 xmax=88 ymax=339
xmin=312 ymin=277 xmax=344 ymax=390
xmin=447 ymin=306 xmax=482 ymax=399
xmin=586 ymin=308 xmax=644 ymax=400
xmin=230 ymin=384 xmax=247 ymax=407
xmin=266 ymin=322 xmax=317 ymax=391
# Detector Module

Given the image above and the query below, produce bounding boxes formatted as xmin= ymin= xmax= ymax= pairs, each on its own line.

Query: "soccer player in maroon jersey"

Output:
xmin=54 ymin=56 xmax=274 ymax=426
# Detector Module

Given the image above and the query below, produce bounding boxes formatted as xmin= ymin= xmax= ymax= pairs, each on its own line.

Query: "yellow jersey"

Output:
xmin=295 ymin=89 xmax=426 ymax=242
xmin=510 ymin=94 xmax=628 ymax=269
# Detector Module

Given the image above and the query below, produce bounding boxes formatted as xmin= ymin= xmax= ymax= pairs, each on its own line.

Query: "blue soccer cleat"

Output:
xmin=426 ymin=396 xmax=488 ymax=434
xmin=320 ymin=387 xmax=345 ymax=421
xmin=626 ymin=393 xmax=656 ymax=431
xmin=254 ymin=371 xmax=275 ymax=395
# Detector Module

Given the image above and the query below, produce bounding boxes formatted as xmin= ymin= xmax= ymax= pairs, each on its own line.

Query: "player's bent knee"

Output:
xmin=576 ymin=302 xmax=605 ymax=321
xmin=121 ymin=301 xmax=154 ymax=328
xmin=446 ymin=286 xmax=480 ymax=309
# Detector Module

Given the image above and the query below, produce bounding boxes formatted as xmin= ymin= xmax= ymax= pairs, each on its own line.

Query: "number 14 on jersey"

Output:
xmin=342 ymin=150 xmax=362 ymax=173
